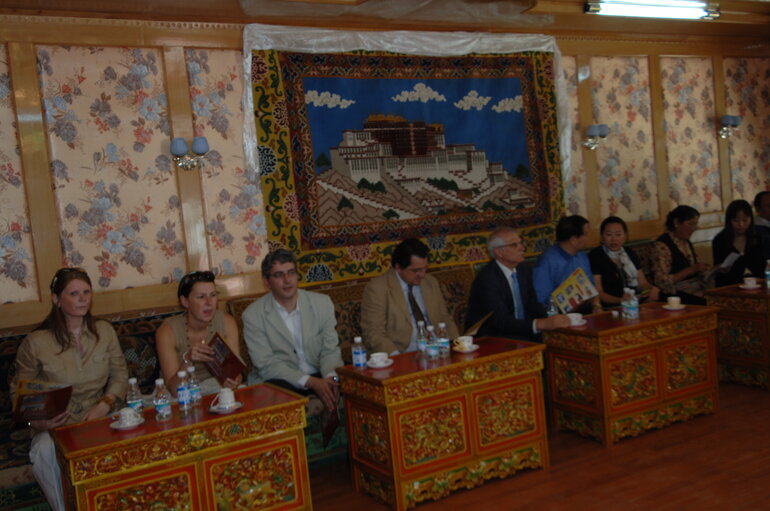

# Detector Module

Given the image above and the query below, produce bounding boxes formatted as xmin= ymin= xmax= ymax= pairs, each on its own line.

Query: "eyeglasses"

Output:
xmin=50 ymin=267 xmax=88 ymax=292
xmin=268 ymin=269 xmax=298 ymax=280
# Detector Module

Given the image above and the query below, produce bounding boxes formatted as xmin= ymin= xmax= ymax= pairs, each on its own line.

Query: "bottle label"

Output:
xmin=352 ymin=348 xmax=367 ymax=368
xmin=156 ymin=401 xmax=171 ymax=416
xmin=127 ymin=399 xmax=143 ymax=412
xmin=190 ymin=387 xmax=202 ymax=403
xmin=177 ymin=387 xmax=191 ymax=406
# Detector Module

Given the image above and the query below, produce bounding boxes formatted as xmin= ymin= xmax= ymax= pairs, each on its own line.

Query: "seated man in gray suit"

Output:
xmin=361 ymin=238 xmax=459 ymax=354
xmin=243 ymin=249 xmax=343 ymax=411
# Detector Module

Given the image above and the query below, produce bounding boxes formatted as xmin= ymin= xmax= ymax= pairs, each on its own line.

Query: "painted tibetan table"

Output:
xmin=543 ymin=302 xmax=719 ymax=446
xmin=337 ymin=337 xmax=548 ymax=511
xmin=706 ymin=283 xmax=770 ymax=388
xmin=51 ymin=384 xmax=311 ymax=511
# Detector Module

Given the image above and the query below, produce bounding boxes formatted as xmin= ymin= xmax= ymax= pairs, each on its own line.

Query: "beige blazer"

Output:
xmin=361 ymin=268 xmax=459 ymax=353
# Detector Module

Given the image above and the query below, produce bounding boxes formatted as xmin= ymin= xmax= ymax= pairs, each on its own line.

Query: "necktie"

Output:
xmin=511 ymin=271 xmax=525 ymax=320
xmin=407 ymin=285 xmax=426 ymax=325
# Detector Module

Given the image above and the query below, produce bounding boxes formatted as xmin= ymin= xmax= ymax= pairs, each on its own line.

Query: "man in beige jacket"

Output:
xmin=361 ymin=238 xmax=459 ymax=354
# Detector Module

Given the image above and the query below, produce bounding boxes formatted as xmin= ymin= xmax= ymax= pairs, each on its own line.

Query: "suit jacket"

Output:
xmin=465 ymin=261 xmax=545 ymax=341
xmin=361 ymin=268 xmax=459 ymax=353
xmin=243 ymin=289 xmax=343 ymax=384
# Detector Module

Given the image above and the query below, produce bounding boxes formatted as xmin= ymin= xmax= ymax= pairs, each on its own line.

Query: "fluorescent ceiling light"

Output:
xmin=585 ymin=0 xmax=720 ymax=19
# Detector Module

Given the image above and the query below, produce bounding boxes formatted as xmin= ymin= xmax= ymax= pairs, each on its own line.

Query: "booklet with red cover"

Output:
xmin=204 ymin=333 xmax=246 ymax=385
xmin=13 ymin=380 xmax=73 ymax=422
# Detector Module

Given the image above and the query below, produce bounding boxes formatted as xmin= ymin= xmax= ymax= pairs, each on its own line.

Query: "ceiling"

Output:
xmin=0 ymin=0 xmax=768 ymax=40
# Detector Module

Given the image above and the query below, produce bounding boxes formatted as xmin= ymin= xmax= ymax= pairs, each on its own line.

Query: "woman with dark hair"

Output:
xmin=589 ymin=216 xmax=660 ymax=306
xmin=711 ymin=199 xmax=766 ymax=287
xmin=651 ymin=205 xmax=712 ymax=305
xmin=155 ymin=270 xmax=241 ymax=396
xmin=11 ymin=268 xmax=128 ymax=511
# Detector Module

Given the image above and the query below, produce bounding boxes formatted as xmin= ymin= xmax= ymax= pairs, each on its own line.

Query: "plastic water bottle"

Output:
xmin=352 ymin=336 xmax=367 ymax=368
xmin=176 ymin=370 xmax=191 ymax=414
xmin=187 ymin=366 xmax=202 ymax=405
xmin=622 ymin=288 xmax=639 ymax=319
xmin=126 ymin=377 xmax=143 ymax=414
xmin=425 ymin=325 xmax=439 ymax=359
xmin=416 ymin=320 xmax=428 ymax=354
xmin=765 ymin=260 xmax=770 ymax=289
xmin=152 ymin=378 xmax=172 ymax=422
xmin=546 ymin=299 xmax=558 ymax=317
xmin=436 ymin=322 xmax=450 ymax=358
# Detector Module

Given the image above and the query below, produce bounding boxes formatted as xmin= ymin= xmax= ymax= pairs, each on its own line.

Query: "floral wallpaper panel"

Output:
xmin=660 ymin=57 xmax=721 ymax=213
xmin=562 ymin=56 xmax=587 ymax=217
xmin=185 ymin=48 xmax=267 ymax=276
xmin=0 ymin=44 xmax=39 ymax=302
xmin=723 ymin=57 xmax=770 ymax=201
xmin=591 ymin=56 xmax=659 ymax=222
xmin=38 ymin=45 xmax=187 ymax=290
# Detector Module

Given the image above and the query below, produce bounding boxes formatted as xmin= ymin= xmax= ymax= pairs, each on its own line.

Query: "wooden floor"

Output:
xmin=309 ymin=382 xmax=770 ymax=511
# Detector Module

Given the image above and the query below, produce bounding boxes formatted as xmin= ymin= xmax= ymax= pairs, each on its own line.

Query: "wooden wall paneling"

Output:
xmin=0 ymin=16 xmax=242 ymax=49
xmin=2 ymin=42 xmax=61 ymax=328
xmin=648 ymin=55 xmax=671 ymax=222
xmin=164 ymin=46 xmax=210 ymax=273
xmin=712 ymin=55 xmax=733 ymax=209
xmin=576 ymin=54 xmax=600 ymax=231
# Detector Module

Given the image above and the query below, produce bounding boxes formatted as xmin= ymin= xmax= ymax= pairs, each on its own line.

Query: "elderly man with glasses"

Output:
xmin=466 ymin=227 xmax=570 ymax=342
xmin=243 ymin=249 xmax=343 ymax=412
xmin=361 ymin=238 xmax=459 ymax=355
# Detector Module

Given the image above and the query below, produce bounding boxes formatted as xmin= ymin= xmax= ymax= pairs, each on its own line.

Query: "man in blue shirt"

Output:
xmin=533 ymin=215 xmax=601 ymax=313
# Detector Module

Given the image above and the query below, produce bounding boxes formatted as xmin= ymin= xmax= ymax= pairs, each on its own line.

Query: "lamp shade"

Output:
xmin=191 ymin=136 xmax=209 ymax=155
xmin=730 ymin=115 xmax=741 ymax=127
xmin=170 ymin=138 xmax=188 ymax=157
xmin=586 ymin=125 xmax=600 ymax=137
xmin=598 ymin=124 xmax=610 ymax=137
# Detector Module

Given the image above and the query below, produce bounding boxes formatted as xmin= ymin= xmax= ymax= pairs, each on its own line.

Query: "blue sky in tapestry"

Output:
xmin=302 ymin=76 xmax=531 ymax=181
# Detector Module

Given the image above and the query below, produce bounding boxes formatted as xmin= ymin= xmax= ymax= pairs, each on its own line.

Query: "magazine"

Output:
xmin=13 ymin=380 xmax=72 ymax=422
xmin=550 ymin=267 xmax=599 ymax=314
xmin=204 ymin=333 xmax=247 ymax=385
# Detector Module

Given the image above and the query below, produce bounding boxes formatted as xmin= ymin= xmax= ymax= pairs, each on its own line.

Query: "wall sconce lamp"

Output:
xmin=170 ymin=136 xmax=209 ymax=171
xmin=581 ymin=124 xmax=610 ymax=151
xmin=718 ymin=115 xmax=741 ymax=139
xmin=585 ymin=0 xmax=719 ymax=20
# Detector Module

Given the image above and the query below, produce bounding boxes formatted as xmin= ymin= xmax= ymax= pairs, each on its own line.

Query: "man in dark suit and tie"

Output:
xmin=465 ymin=227 xmax=570 ymax=341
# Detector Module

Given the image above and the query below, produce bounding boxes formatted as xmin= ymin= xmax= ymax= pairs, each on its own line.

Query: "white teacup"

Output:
xmin=211 ymin=387 xmax=236 ymax=410
xmin=369 ymin=352 xmax=389 ymax=366
xmin=667 ymin=296 xmax=682 ymax=308
xmin=453 ymin=336 xmax=474 ymax=350
xmin=567 ymin=313 xmax=583 ymax=325
xmin=744 ymin=277 xmax=758 ymax=288
xmin=117 ymin=406 xmax=142 ymax=427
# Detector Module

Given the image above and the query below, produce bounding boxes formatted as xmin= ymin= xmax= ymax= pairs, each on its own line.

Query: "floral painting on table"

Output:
xmin=38 ymin=45 xmax=186 ymax=290
xmin=591 ymin=56 xmax=659 ymax=221
xmin=0 ymin=44 xmax=39 ymax=302
xmin=561 ymin=56 xmax=587 ymax=218
xmin=660 ymin=57 xmax=721 ymax=213
xmin=723 ymin=57 xmax=770 ymax=201
xmin=251 ymin=49 xmax=563 ymax=282
xmin=185 ymin=48 xmax=268 ymax=276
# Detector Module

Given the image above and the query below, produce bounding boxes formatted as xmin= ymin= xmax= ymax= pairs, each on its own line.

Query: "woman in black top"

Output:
xmin=711 ymin=199 xmax=766 ymax=287
xmin=589 ymin=216 xmax=660 ymax=307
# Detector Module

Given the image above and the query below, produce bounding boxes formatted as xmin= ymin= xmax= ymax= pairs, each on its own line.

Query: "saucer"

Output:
xmin=663 ymin=304 xmax=686 ymax=311
xmin=110 ymin=417 xmax=145 ymax=431
xmin=367 ymin=358 xmax=393 ymax=369
xmin=209 ymin=401 xmax=243 ymax=414
xmin=452 ymin=344 xmax=479 ymax=353
xmin=739 ymin=284 xmax=761 ymax=290
xmin=569 ymin=319 xmax=587 ymax=326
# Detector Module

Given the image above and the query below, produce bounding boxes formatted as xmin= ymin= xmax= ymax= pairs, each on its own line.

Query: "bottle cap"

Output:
xmin=354 ymin=336 xmax=362 ymax=343
xmin=128 ymin=377 xmax=137 ymax=384
xmin=155 ymin=378 xmax=164 ymax=385
xmin=187 ymin=366 xmax=195 ymax=372
xmin=177 ymin=370 xmax=186 ymax=378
